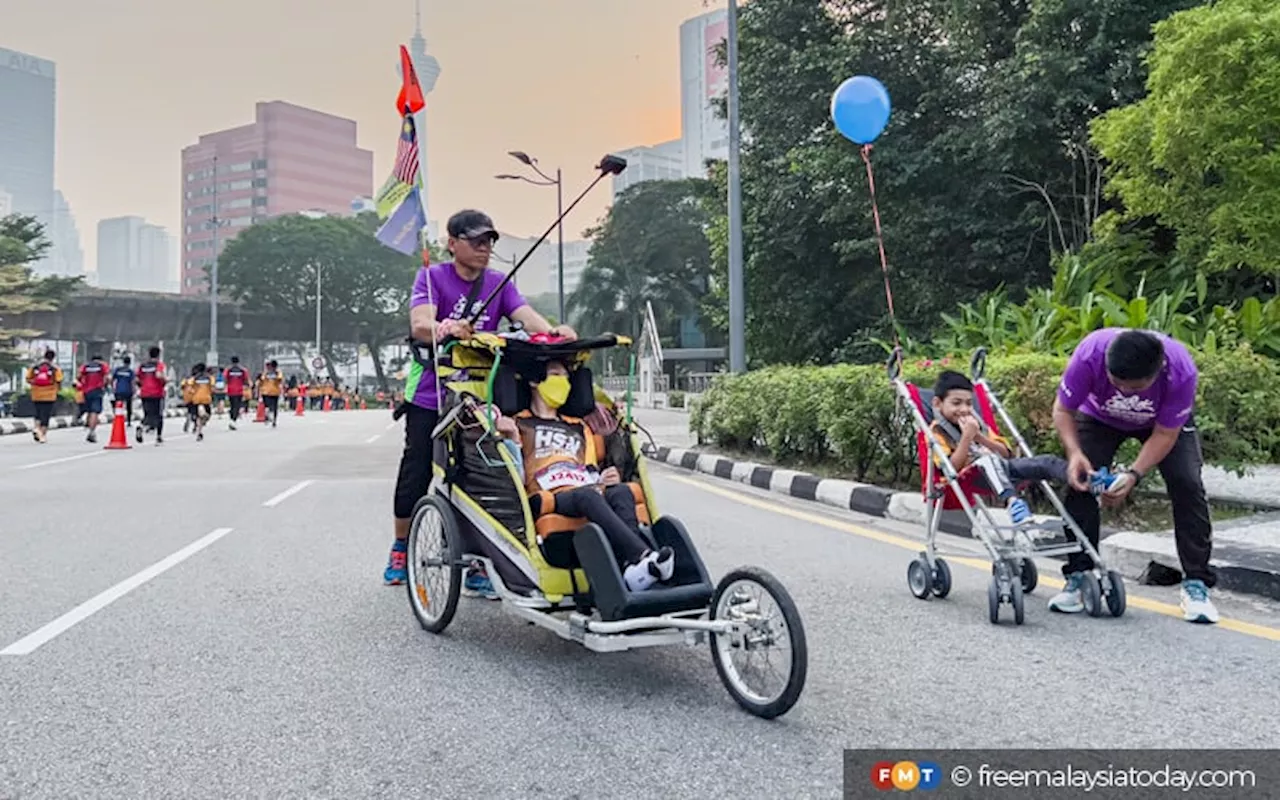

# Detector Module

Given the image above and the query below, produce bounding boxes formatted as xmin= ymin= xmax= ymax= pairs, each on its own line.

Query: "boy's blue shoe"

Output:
xmin=383 ymin=540 xmax=408 ymax=585
xmin=463 ymin=568 xmax=499 ymax=600
xmin=1008 ymin=497 xmax=1032 ymax=526
xmin=1090 ymin=468 xmax=1119 ymax=496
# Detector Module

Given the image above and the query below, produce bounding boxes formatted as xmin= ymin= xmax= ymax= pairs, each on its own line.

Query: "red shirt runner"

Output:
xmin=78 ymin=361 xmax=108 ymax=393
xmin=225 ymin=365 xmax=249 ymax=396
xmin=138 ymin=360 xmax=167 ymax=398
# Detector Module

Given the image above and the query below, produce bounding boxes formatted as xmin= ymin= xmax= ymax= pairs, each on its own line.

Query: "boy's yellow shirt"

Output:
xmin=928 ymin=418 xmax=1010 ymax=469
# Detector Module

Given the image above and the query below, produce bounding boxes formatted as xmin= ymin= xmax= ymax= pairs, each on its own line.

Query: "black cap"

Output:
xmin=447 ymin=209 xmax=498 ymax=241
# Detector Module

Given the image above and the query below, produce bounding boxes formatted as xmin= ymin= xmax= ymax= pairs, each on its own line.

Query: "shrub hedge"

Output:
xmin=689 ymin=346 xmax=1280 ymax=483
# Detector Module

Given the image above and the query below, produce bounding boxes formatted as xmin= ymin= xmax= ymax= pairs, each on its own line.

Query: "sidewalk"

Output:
xmin=633 ymin=407 xmax=1280 ymax=601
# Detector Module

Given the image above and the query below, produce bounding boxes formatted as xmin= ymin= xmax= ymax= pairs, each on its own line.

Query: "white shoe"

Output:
xmin=623 ymin=547 xmax=675 ymax=592
xmin=1180 ymin=580 xmax=1219 ymax=624
xmin=1048 ymin=573 xmax=1085 ymax=613
xmin=652 ymin=546 xmax=675 ymax=581
xmin=623 ymin=560 xmax=656 ymax=592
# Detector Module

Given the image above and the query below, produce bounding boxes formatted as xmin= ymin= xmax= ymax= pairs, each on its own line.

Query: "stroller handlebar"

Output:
xmin=970 ymin=347 xmax=988 ymax=380
xmin=886 ymin=346 xmax=903 ymax=381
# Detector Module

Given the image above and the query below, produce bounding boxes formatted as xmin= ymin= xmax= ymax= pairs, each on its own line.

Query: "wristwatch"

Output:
xmin=1125 ymin=468 xmax=1145 ymax=485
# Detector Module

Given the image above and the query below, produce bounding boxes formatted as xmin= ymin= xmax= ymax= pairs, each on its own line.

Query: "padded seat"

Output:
xmin=532 ymin=483 xmax=652 ymax=570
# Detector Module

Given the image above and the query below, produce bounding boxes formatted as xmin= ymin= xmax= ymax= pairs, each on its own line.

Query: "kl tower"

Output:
xmin=402 ymin=0 xmax=441 ymax=233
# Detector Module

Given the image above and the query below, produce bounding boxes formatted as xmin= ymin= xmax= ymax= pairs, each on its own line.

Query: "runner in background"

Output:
xmin=257 ymin=360 xmax=284 ymax=427
xmin=25 ymin=349 xmax=62 ymax=444
xmin=76 ymin=354 xmax=110 ymax=444
xmin=111 ymin=355 xmax=137 ymax=426
xmin=189 ymin=364 xmax=215 ymax=442
xmin=212 ymin=366 xmax=228 ymax=417
xmin=224 ymin=356 xmax=250 ymax=430
xmin=181 ymin=370 xmax=197 ymax=434
xmin=136 ymin=345 xmax=167 ymax=446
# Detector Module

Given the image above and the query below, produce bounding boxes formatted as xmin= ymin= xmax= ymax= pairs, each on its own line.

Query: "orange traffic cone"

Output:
xmin=104 ymin=402 xmax=132 ymax=450
xmin=295 ymin=396 xmax=305 ymax=416
xmin=360 ymin=399 xmax=367 ymax=410
xmin=254 ymin=398 xmax=268 ymax=423
xmin=323 ymin=395 xmax=331 ymax=412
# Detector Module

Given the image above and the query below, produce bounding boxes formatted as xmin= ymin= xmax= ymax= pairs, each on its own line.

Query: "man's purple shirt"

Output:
xmin=1057 ymin=327 xmax=1198 ymax=432
xmin=408 ymin=261 xmax=527 ymax=410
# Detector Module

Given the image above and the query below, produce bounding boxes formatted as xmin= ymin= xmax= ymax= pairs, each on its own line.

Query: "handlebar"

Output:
xmin=885 ymin=346 xmax=903 ymax=381
xmin=970 ymin=347 xmax=988 ymax=380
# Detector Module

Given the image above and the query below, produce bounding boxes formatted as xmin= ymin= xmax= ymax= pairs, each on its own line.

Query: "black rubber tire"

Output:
xmin=1106 ymin=569 xmax=1127 ymax=618
xmin=907 ymin=557 xmax=931 ymax=599
xmin=405 ymin=493 xmax=463 ymax=634
xmin=932 ymin=558 xmax=953 ymax=599
xmin=1081 ymin=571 xmax=1104 ymax=618
xmin=709 ymin=566 xmax=808 ymax=719
xmin=1011 ymin=576 xmax=1025 ymax=625
xmin=1020 ymin=558 xmax=1039 ymax=595
xmin=987 ymin=576 xmax=1001 ymax=624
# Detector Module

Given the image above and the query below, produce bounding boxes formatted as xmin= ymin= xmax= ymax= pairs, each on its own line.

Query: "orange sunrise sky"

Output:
xmin=2 ymin=0 xmax=718 ymax=270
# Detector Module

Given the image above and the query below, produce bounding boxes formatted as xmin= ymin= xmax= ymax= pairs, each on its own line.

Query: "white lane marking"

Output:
xmin=262 ymin=479 xmax=314 ymax=507
xmin=385 ymin=421 xmax=397 ymax=430
xmin=0 ymin=527 xmax=235 ymax=656
xmin=15 ymin=450 xmax=107 ymax=470
xmin=365 ymin=434 xmax=381 ymax=444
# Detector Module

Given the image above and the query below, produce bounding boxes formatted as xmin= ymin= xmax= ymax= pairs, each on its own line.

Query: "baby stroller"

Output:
xmin=887 ymin=347 xmax=1126 ymax=625
xmin=402 ymin=331 xmax=808 ymax=718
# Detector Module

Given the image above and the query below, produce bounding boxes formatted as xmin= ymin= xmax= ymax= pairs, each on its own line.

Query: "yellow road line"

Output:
xmin=665 ymin=472 xmax=1280 ymax=643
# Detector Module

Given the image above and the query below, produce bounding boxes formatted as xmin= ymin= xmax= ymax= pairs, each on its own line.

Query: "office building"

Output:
xmin=43 ymin=190 xmax=84 ymax=277
xmin=0 ymin=46 xmax=56 ymax=261
xmin=680 ymin=9 xmax=730 ymax=178
xmin=612 ymin=140 xmax=685 ymax=198
xmin=180 ymin=101 xmax=374 ymax=295
xmin=98 ymin=216 xmax=172 ymax=292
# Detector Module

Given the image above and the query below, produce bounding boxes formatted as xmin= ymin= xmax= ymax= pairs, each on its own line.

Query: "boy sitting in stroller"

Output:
xmin=930 ymin=371 xmax=1111 ymax=526
xmin=493 ymin=360 xmax=676 ymax=592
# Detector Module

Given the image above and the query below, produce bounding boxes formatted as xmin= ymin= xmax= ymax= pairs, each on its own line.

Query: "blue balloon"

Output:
xmin=830 ymin=76 xmax=891 ymax=144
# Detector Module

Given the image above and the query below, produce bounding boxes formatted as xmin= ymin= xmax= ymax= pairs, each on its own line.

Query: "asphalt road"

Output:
xmin=2 ymin=409 xmax=1278 ymax=799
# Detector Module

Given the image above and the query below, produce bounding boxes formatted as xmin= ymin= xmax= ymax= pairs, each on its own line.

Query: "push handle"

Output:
xmin=970 ymin=347 xmax=988 ymax=380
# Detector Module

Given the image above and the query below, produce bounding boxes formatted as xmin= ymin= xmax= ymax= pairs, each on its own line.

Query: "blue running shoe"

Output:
xmin=1090 ymin=468 xmax=1118 ymax=496
xmin=1008 ymin=497 xmax=1032 ymax=526
xmin=383 ymin=541 xmax=407 ymax=585
xmin=463 ymin=567 xmax=499 ymax=600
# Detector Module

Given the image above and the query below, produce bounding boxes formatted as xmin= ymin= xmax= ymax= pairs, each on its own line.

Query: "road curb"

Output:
xmin=650 ymin=444 xmax=1280 ymax=602
xmin=0 ymin=408 xmax=185 ymax=437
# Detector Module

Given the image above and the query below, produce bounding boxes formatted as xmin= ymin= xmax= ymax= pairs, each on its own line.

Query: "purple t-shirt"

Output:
xmin=407 ymin=262 xmax=527 ymax=410
xmin=1057 ymin=328 xmax=1198 ymax=432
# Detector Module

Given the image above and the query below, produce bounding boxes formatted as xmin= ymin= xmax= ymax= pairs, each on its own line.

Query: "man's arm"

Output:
xmin=410 ymin=303 xmax=438 ymax=343
xmin=510 ymin=305 xmax=576 ymax=339
xmin=1131 ymin=426 xmax=1180 ymax=478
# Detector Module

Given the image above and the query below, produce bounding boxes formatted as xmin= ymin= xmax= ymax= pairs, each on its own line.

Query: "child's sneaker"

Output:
xmin=1089 ymin=468 xmax=1118 ymax=496
xmin=1007 ymin=497 xmax=1032 ymax=526
xmin=624 ymin=547 xmax=675 ymax=592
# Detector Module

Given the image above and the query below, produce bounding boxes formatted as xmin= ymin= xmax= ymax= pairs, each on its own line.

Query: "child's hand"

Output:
xmin=494 ymin=415 xmax=518 ymax=439
xmin=600 ymin=466 xmax=621 ymax=486
xmin=959 ymin=414 xmax=981 ymax=438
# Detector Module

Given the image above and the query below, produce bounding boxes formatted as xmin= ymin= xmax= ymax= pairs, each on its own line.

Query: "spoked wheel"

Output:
xmin=1080 ymin=571 xmax=1104 ymax=618
xmin=932 ymin=558 xmax=952 ymax=598
xmin=1105 ymin=569 xmax=1127 ymax=618
xmin=907 ymin=556 xmax=931 ymax=599
xmin=1020 ymin=558 xmax=1038 ymax=594
xmin=709 ymin=567 xmax=807 ymax=719
xmin=406 ymin=494 xmax=463 ymax=634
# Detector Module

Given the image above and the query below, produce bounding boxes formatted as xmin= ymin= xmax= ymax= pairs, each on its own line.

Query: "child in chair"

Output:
xmin=929 ymin=371 xmax=1112 ymax=526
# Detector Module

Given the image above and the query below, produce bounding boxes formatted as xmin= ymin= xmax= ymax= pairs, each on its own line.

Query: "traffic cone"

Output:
xmin=323 ymin=395 xmax=331 ymax=412
xmin=295 ymin=395 xmax=305 ymax=416
xmin=360 ymin=399 xmax=367 ymax=410
xmin=254 ymin=399 xmax=268 ymax=423
xmin=104 ymin=402 xmax=132 ymax=450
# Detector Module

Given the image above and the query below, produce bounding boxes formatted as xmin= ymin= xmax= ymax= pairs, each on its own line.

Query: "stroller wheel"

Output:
xmin=1080 ymin=572 xmax=1104 ymax=618
xmin=1020 ymin=558 xmax=1038 ymax=595
xmin=931 ymin=558 xmax=952 ymax=599
xmin=987 ymin=575 xmax=1001 ymax=624
xmin=1010 ymin=576 xmax=1025 ymax=625
xmin=1105 ymin=570 xmax=1127 ymax=618
xmin=907 ymin=556 xmax=932 ymax=600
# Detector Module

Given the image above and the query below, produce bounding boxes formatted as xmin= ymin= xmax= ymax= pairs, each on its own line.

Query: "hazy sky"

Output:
xmin=4 ymin=0 xmax=717 ymax=270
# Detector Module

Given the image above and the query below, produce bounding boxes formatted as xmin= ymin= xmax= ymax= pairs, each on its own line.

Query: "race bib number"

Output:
xmin=535 ymin=464 xmax=596 ymax=492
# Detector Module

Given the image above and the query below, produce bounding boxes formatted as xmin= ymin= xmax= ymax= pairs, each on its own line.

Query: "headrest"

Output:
xmin=503 ymin=364 xmax=597 ymax=418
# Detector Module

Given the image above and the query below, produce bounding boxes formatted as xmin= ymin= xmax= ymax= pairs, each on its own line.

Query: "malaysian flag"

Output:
xmin=392 ymin=113 xmax=419 ymax=184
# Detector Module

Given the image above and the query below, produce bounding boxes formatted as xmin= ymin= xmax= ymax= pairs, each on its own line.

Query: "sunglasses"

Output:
xmin=459 ymin=232 xmax=498 ymax=249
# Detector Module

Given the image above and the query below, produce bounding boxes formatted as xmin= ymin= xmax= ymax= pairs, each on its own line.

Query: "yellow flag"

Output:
xmin=375 ymin=175 xmax=412 ymax=219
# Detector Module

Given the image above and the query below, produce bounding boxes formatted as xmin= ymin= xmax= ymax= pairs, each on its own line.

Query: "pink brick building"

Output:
xmin=180 ymin=101 xmax=374 ymax=295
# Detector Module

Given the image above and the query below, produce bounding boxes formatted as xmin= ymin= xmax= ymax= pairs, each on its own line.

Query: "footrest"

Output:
xmin=573 ymin=516 xmax=715 ymax=622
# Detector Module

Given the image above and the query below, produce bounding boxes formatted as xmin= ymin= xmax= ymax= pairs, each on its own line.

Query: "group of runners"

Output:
xmin=21 ymin=347 xmax=307 ymax=446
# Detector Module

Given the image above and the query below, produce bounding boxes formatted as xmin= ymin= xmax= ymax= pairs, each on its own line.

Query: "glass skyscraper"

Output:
xmin=0 ymin=46 xmax=56 ymax=236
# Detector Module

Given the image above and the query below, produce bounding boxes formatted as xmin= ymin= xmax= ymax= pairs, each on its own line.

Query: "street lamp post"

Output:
xmin=496 ymin=151 xmax=565 ymax=324
xmin=209 ymin=154 xmax=221 ymax=367
xmin=727 ymin=0 xmax=745 ymax=373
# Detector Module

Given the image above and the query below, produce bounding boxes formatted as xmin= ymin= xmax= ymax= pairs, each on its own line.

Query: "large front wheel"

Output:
xmin=406 ymin=493 xmax=463 ymax=634
xmin=709 ymin=567 xmax=807 ymax=719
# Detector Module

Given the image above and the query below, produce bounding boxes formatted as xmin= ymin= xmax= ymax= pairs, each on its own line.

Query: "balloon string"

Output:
xmin=861 ymin=144 xmax=900 ymax=354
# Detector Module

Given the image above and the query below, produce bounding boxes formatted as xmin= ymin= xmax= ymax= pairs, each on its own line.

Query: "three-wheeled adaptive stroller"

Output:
xmin=888 ymin=347 xmax=1126 ymax=625
xmin=403 ymin=331 xmax=808 ymax=718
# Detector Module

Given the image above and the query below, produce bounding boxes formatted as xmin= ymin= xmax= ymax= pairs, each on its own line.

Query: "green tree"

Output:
xmin=1091 ymin=0 xmax=1280 ymax=278
xmin=569 ymin=178 xmax=717 ymax=365
xmin=215 ymin=212 xmax=421 ymax=389
xmin=0 ymin=214 xmax=83 ymax=374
